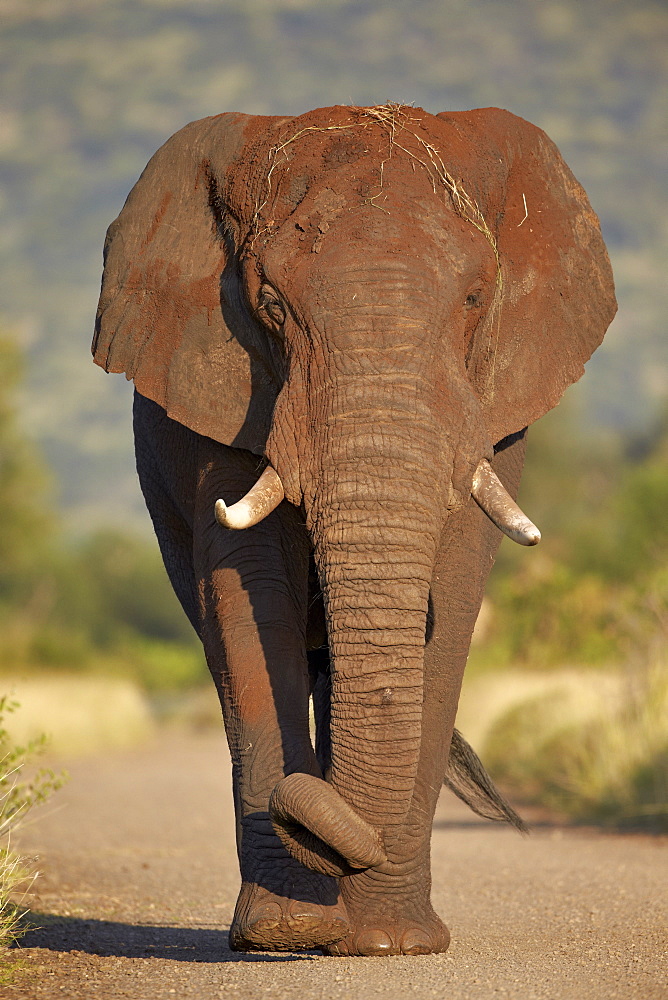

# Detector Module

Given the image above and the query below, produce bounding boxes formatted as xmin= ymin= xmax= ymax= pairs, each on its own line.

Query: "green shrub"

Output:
xmin=71 ymin=530 xmax=197 ymax=648
xmin=0 ymin=339 xmax=203 ymax=694
xmin=0 ymin=339 xmax=53 ymax=607
xmin=122 ymin=638 xmax=208 ymax=693
xmin=471 ymin=405 xmax=668 ymax=674
xmin=470 ymin=561 xmax=624 ymax=670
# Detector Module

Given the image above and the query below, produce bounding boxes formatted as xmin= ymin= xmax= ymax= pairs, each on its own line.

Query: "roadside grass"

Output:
xmin=0 ymin=847 xmax=32 ymax=977
xmin=0 ymin=697 xmax=66 ymax=963
xmin=459 ymin=655 xmax=668 ymax=830
xmin=0 ymin=675 xmax=155 ymax=758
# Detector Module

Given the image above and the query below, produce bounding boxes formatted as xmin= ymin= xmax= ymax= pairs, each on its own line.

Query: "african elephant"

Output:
xmin=93 ymin=104 xmax=615 ymax=956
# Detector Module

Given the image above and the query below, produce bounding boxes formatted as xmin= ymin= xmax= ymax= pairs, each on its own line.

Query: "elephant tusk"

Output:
xmin=471 ymin=459 xmax=541 ymax=546
xmin=215 ymin=464 xmax=285 ymax=530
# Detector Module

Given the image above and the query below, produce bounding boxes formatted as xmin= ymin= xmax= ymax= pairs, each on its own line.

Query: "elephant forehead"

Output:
xmin=292 ymin=186 xmax=349 ymax=231
xmin=235 ymin=105 xmax=472 ymax=226
xmin=235 ymin=104 xmax=497 ymax=290
xmin=272 ymin=145 xmax=450 ymax=220
xmin=323 ymin=131 xmax=370 ymax=167
xmin=261 ymin=189 xmax=476 ymax=301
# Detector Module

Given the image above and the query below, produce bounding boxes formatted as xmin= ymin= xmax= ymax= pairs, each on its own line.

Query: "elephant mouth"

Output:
xmin=214 ymin=458 xmax=541 ymax=546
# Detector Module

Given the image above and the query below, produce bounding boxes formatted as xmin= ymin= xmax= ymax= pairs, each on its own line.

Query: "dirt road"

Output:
xmin=7 ymin=731 xmax=667 ymax=999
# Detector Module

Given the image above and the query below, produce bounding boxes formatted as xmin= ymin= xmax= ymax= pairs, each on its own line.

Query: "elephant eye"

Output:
xmin=265 ymin=299 xmax=286 ymax=325
xmin=463 ymin=289 xmax=484 ymax=367
xmin=258 ymin=284 xmax=286 ymax=328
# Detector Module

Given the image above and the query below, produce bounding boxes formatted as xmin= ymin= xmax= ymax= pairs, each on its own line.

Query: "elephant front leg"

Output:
xmin=323 ymin=615 xmax=460 ymax=958
xmin=320 ymin=608 xmax=464 ymax=959
xmin=307 ymin=641 xmax=449 ymax=956
xmin=194 ymin=464 xmax=349 ymax=951
xmin=325 ymin=440 xmax=525 ymax=956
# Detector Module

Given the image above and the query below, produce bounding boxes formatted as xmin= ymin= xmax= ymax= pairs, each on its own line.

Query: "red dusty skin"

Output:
xmin=92 ymin=103 xmax=617 ymax=958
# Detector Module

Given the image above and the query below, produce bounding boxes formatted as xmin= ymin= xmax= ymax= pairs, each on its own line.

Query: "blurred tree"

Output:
xmin=0 ymin=335 xmax=204 ymax=689
xmin=0 ymin=335 xmax=53 ymax=604
xmin=73 ymin=530 xmax=197 ymax=647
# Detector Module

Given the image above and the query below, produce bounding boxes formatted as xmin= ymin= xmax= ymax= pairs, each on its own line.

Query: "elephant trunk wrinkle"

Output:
xmin=309 ymin=508 xmax=435 ymax=829
xmin=297 ymin=366 xmax=475 ymax=832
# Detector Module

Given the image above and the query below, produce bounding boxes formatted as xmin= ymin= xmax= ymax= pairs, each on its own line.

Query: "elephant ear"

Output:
xmin=92 ymin=112 xmax=280 ymax=454
xmin=438 ymin=108 xmax=617 ymax=445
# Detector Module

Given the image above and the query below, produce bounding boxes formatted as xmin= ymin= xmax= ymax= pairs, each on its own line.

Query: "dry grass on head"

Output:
xmin=254 ymin=103 xmax=501 ymax=286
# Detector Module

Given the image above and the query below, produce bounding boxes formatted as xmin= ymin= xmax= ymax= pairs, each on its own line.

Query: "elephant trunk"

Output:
xmin=266 ymin=385 xmax=456 ymax=871
xmin=269 ymin=771 xmax=387 ymax=877
xmin=309 ymin=493 xmax=439 ymax=827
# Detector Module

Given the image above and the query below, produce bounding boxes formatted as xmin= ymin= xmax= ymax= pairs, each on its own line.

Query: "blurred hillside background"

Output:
xmin=0 ymin=0 xmax=666 ymax=826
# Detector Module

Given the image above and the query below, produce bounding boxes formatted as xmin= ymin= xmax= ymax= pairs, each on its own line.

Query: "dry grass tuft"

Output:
xmin=353 ymin=104 xmax=500 ymax=280
xmin=251 ymin=103 xmax=501 ymax=290
xmin=0 ymin=696 xmax=67 ymax=958
xmin=459 ymin=660 xmax=668 ymax=829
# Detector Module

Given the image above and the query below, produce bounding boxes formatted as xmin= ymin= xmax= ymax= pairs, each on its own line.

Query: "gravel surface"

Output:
xmin=5 ymin=731 xmax=667 ymax=999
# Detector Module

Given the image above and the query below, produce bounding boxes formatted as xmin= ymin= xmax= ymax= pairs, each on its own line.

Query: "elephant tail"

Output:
xmin=444 ymin=729 xmax=529 ymax=834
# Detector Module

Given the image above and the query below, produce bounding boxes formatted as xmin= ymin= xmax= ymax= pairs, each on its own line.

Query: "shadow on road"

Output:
xmin=18 ymin=913 xmax=318 ymax=963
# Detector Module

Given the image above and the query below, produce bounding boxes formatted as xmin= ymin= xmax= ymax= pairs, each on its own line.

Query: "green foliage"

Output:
xmin=73 ymin=531 xmax=196 ymax=648
xmin=0 ymin=334 xmax=205 ymax=693
xmin=0 ymin=697 xmax=67 ymax=951
xmin=573 ymin=458 xmax=668 ymax=585
xmin=0 ymin=697 xmax=66 ymax=832
xmin=0 ymin=533 xmax=207 ymax=691
xmin=471 ymin=402 xmax=668 ymax=672
xmin=474 ymin=564 xmax=623 ymax=669
xmin=468 ymin=403 xmax=668 ymax=825
xmin=0 ymin=339 xmax=52 ymax=603
xmin=121 ymin=639 xmax=208 ymax=694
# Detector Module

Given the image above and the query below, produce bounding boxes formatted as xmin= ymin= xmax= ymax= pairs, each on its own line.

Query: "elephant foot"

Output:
xmin=229 ymin=881 xmax=350 ymax=952
xmin=321 ymin=872 xmax=450 ymax=957
xmin=322 ymin=912 xmax=450 ymax=957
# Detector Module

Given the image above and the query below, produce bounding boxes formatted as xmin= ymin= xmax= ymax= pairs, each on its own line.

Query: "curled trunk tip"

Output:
xmin=269 ymin=772 xmax=386 ymax=877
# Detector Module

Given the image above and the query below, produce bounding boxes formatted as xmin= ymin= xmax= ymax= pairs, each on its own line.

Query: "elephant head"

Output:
xmin=93 ymin=105 xmax=615 ymax=869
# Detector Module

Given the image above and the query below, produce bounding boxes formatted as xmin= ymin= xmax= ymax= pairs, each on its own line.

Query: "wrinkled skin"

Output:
xmin=93 ymin=105 xmax=616 ymax=956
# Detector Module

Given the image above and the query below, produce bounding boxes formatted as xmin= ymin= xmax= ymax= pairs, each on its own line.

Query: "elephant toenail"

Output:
xmin=324 ymin=940 xmax=350 ymax=956
xmin=355 ymin=929 xmax=394 ymax=955
xmin=251 ymin=901 xmax=283 ymax=923
xmin=400 ymin=928 xmax=433 ymax=955
xmin=286 ymin=904 xmax=325 ymax=928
